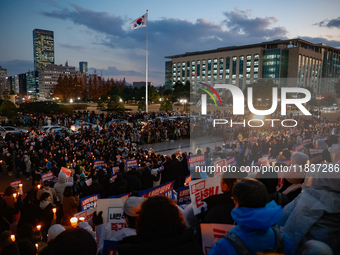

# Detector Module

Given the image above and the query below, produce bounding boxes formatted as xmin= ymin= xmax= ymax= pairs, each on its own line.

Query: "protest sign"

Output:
xmin=309 ymin=149 xmax=324 ymax=155
xmin=41 ymin=172 xmax=54 ymax=182
xmin=214 ymin=159 xmax=226 ymax=177
xmin=177 ymin=186 xmax=191 ymax=206
xmin=96 ymin=199 xmax=125 ymax=233
xmin=9 ymin=180 xmax=22 ymax=189
xmin=74 ymin=208 xmax=96 ymax=222
xmin=126 ymin=159 xmax=138 ymax=169
xmin=302 ymin=138 xmax=312 ymax=144
xmin=109 ymin=193 xmax=131 ymax=204
xmin=294 ymin=144 xmax=304 ymax=153
xmin=94 ymin=160 xmax=106 ymax=173
xmin=277 ymin=159 xmax=291 ymax=166
xmin=112 ymin=166 xmax=120 ymax=174
xmin=60 ymin=167 xmax=72 ymax=179
xmin=310 ymin=153 xmax=323 ymax=164
xmin=187 ymin=154 xmax=206 ymax=171
xmin=102 ymin=240 xmax=118 ymax=255
xmin=201 ymin=223 xmax=234 ymax=255
xmin=80 ymin=194 xmax=100 ymax=211
xmin=226 ymin=156 xmax=238 ymax=167
xmin=184 ymin=174 xmax=192 ymax=186
xmin=139 ymin=181 xmax=175 ymax=200
xmin=189 ymin=178 xmax=222 ymax=215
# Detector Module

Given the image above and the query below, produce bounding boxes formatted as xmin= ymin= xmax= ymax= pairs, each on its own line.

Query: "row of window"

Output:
xmin=297 ymin=55 xmax=321 ymax=89
xmin=172 ymin=55 xmax=260 ymax=85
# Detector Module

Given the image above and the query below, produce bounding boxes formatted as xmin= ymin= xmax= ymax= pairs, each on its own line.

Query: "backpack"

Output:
xmin=224 ymin=225 xmax=285 ymax=255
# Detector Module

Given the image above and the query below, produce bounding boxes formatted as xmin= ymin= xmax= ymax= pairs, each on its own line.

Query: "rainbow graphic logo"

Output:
xmin=198 ymin=82 xmax=222 ymax=106
xmin=137 ymin=18 xmax=143 ymax=25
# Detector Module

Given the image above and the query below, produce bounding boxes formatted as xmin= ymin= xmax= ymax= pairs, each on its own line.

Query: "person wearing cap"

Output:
xmin=95 ymin=196 xmax=145 ymax=254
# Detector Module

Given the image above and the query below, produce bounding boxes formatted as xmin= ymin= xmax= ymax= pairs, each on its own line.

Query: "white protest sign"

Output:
xmin=96 ymin=199 xmax=126 ymax=233
xmin=74 ymin=208 xmax=96 ymax=222
xmin=189 ymin=178 xmax=222 ymax=215
xmin=309 ymin=149 xmax=324 ymax=155
xmin=201 ymin=223 xmax=234 ymax=255
xmin=214 ymin=159 xmax=226 ymax=177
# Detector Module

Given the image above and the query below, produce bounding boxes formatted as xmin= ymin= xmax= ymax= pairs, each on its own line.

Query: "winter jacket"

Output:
xmin=140 ymin=168 xmax=160 ymax=190
xmin=278 ymin=169 xmax=340 ymax=254
xmin=208 ymin=201 xmax=294 ymax=255
xmin=39 ymin=201 xmax=54 ymax=234
xmin=62 ymin=196 xmax=80 ymax=218
xmin=117 ymin=229 xmax=204 ymax=255
xmin=54 ymin=172 xmax=73 ymax=204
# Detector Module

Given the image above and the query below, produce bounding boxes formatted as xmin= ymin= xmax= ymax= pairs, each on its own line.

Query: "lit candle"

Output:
xmin=307 ymin=160 xmax=310 ymax=165
xmin=52 ymin=208 xmax=57 ymax=214
xmin=37 ymin=184 xmax=41 ymax=189
xmin=35 ymin=243 xmax=38 ymax=250
xmin=19 ymin=184 xmax=23 ymax=189
xmin=13 ymin=193 xmax=17 ymax=199
xmin=70 ymin=217 xmax=78 ymax=228
xmin=79 ymin=217 xmax=85 ymax=222
xmin=36 ymin=225 xmax=41 ymax=231
xmin=10 ymin=235 xmax=15 ymax=242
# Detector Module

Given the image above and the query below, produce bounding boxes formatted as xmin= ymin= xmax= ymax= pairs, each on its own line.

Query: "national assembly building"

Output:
xmin=165 ymin=38 xmax=340 ymax=98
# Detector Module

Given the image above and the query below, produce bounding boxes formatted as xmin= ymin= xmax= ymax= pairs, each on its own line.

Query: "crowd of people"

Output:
xmin=0 ymin=108 xmax=339 ymax=255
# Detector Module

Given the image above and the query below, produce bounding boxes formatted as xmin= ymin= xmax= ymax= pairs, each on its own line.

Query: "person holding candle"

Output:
xmin=62 ymin=186 xmax=80 ymax=218
xmin=38 ymin=192 xmax=54 ymax=242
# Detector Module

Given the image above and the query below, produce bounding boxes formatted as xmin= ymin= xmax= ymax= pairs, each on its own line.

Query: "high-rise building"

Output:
xmin=0 ymin=66 xmax=7 ymax=94
xmin=165 ymin=38 xmax=340 ymax=97
xmin=79 ymin=61 xmax=88 ymax=75
xmin=33 ymin=29 xmax=54 ymax=70
xmin=26 ymin=70 xmax=39 ymax=95
xmin=14 ymin=73 xmax=27 ymax=96
xmin=39 ymin=64 xmax=76 ymax=97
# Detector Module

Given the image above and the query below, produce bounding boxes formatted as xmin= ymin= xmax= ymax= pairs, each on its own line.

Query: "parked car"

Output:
xmin=3 ymin=126 xmax=28 ymax=134
xmin=70 ymin=122 xmax=101 ymax=131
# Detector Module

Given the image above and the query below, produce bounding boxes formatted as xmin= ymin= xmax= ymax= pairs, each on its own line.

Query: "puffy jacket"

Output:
xmin=54 ymin=172 xmax=73 ymax=204
xmin=62 ymin=196 xmax=80 ymax=218
xmin=208 ymin=201 xmax=294 ymax=255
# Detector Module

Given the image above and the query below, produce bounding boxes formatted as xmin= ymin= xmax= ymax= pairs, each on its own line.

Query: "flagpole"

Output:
xmin=145 ymin=10 xmax=149 ymax=113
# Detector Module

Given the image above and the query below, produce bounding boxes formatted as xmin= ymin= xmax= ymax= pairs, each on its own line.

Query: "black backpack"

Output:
xmin=224 ymin=225 xmax=285 ymax=255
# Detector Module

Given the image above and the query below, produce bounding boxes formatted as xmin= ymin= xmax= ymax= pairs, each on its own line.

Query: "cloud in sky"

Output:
xmin=0 ymin=60 xmax=34 ymax=76
xmin=314 ymin=17 xmax=340 ymax=28
xmin=59 ymin=43 xmax=85 ymax=51
xmin=36 ymin=5 xmax=340 ymax=84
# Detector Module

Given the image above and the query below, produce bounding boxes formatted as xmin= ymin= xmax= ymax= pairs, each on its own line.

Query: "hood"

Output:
xmin=231 ymin=201 xmax=282 ymax=229
xmin=58 ymin=172 xmax=67 ymax=184
xmin=40 ymin=200 xmax=51 ymax=210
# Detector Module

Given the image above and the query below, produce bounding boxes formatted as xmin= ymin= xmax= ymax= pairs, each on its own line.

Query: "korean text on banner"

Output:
xmin=187 ymin=154 xmax=206 ymax=171
xmin=201 ymin=223 xmax=234 ymax=255
xmin=139 ymin=181 xmax=175 ymax=200
xmin=126 ymin=159 xmax=138 ymax=169
xmin=9 ymin=180 xmax=22 ymax=189
xmin=294 ymin=144 xmax=305 ymax=153
xmin=60 ymin=167 xmax=72 ymax=178
xmin=94 ymin=160 xmax=106 ymax=169
xmin=189 ymin=178 xmax=222 ymax=215
xmin=41 ymin=172 xmax=54 ymax=182
xmin=74 ymin=208 xmax=96 ymax=222
xmin=177 ymin=186 xmax=191 ymax=206
xmin=109 ymin=193 xmax=131 ymax=204
xmin=80 ymin=194 xmax=100 ymax=211
xmin=96 ymin=199 xmax=125 ymax=233
xmin=184 ymin=174 xmax=192 ymax=186
xmin=226 ymin=156 xmax=238 ymax=167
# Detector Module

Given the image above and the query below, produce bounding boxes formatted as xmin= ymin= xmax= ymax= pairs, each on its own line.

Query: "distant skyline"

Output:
xmin=0 ymin=0 xmax=339 ymax=85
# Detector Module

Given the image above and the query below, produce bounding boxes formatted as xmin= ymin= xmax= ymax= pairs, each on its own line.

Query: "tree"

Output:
xmin=148 ymin=86 xmax=160 ymax=102
xmin=106 ymin=95 xmax=125 ymax=112
xmin=159 ymin=99 xmax=173 ymax=111
xmin=138 ymin=100 xmax=146 ymax=111
xmin=0 ymin=101 xmax=17 ymax=119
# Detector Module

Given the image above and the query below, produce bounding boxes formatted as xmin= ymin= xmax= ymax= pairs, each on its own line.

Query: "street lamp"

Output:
xmin=119 ymin=98 xmax=123 ymax=102
xmin=159 ymin=98 xmax=162 ymax=102
xmin=70 ymin=99 xmax=73 ymax=103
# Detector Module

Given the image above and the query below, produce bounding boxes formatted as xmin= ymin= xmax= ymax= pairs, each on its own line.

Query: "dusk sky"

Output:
xmin=0 ymin=0 xmax=340 ymax=85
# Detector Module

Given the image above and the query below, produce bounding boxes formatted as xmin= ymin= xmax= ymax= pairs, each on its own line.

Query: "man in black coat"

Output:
xmin=160 ymin=156 xmax=174 ymax=185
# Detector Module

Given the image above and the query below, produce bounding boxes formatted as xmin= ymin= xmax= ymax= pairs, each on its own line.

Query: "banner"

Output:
xmin=309 ymin=149 xmax=324 ymax=155
xmin=302 ymin=138 xmax=312 ymax=144
xmin=177 ymin=186 xmax=191 ymax=206
xmin=94 ymin=160 xmax=106 ymax=169
xmin=277 ymin=159 xmax=291 ymax=166
xmin=214 ymin=159 xmax=227 ymax=177
xmin=139 ymin=181 xmax=175 ymax=200
xmin=109 ymin=193 xmax=131 ymax=204
xmin=201 ymin=223 xmax=234 ymax=255
xmin=41 ymin=172 xmax=54 ymax=182
xmin=96 ymin=199 xmax=125 ymax=233
xmin=9 ymin=180 xmax=22 ymax=189
xmin=80 ymin=194 xmax=100 ymax=211
xmin=126 ymin=159 xmax=138 ymax=169
xmin=74 ymin=208 xmax=96 ymax=222
xmin=187 ymin=154 xmax=206 ymax=170
xmin=112 ymin=166 xmax=120 ymax=174
xmin=310 ymin=153 xmax=323 ymax=164
xmin=294 ymin=144 xmax=304 ymax=153
xmin=226 ymin=156 xmax=238 ymax=167
xmin=189 ymin=178 xmax=222 ymax=215
xmin=102 ymin=240 xmax=118 ymax=255
xmin=184 ymin=174 xmax=192 ymax=186
xmin=60 ymin=167 xmax=72 ymax=179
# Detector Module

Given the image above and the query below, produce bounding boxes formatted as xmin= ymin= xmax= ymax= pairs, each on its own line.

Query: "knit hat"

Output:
xmin=123 ymin=197 xmax=145 ymax=217
xmin=48 ymin=224 xmax=66 ymax=242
